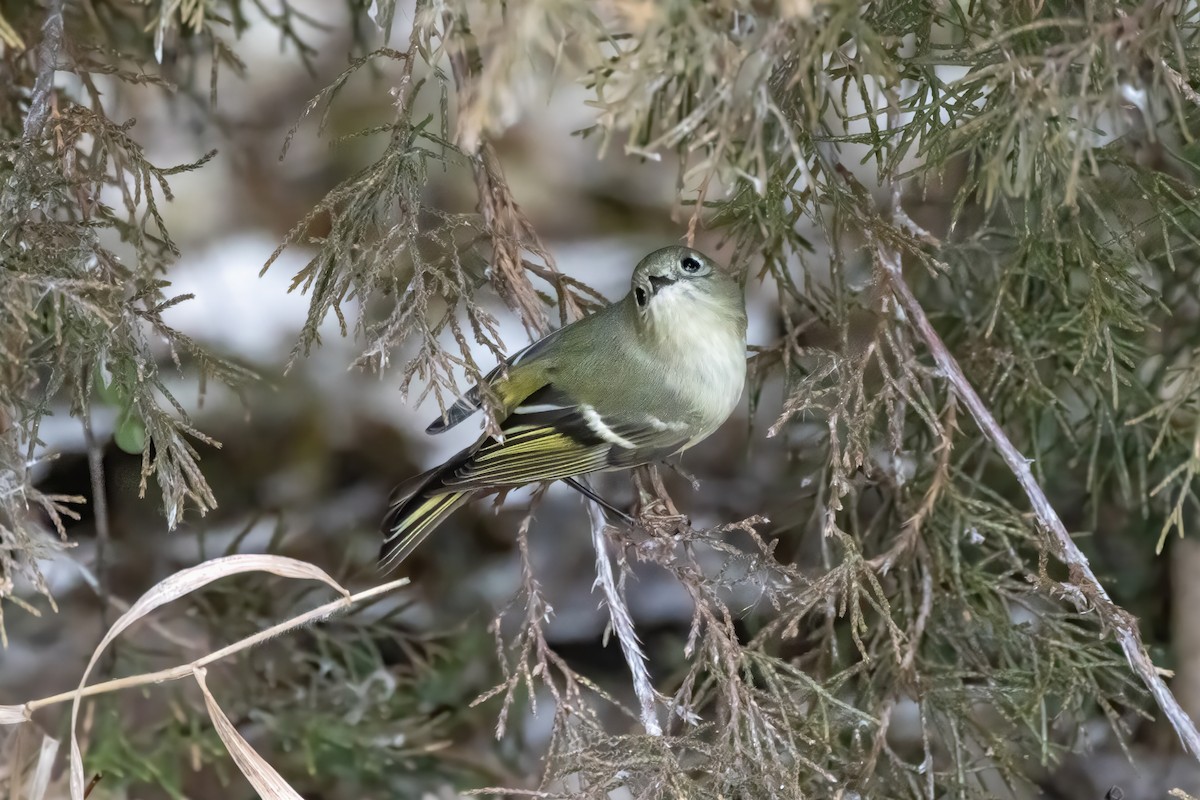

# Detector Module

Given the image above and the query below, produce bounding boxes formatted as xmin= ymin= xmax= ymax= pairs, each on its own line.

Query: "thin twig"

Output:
xmin=584 ymin=491 xmax=662 ymax=736
xmin=1162 ymin=58 xmax=1200 ymax=109
xmin=22 ymin=0 xmax=65 ymax=142
xmin=71 ymin=560 xmax=200 ymax=651
xmin=867 ymin=397 xmax=956 ymax=574
xmin=874 ymin=235 xmax=1200 ymax=757
xmin=0 ymin=0 xmax=65 ymax=222
xmin=80 ymin=406 xmax=111 ymax=632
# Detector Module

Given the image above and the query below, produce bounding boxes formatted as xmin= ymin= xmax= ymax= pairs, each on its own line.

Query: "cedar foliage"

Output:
xmin=2 ymin=0 xmax=1200 ymax=797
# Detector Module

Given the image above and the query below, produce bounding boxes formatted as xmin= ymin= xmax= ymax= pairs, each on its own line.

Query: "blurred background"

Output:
xmin=3 ymin=1 xmax=1200 ymax=798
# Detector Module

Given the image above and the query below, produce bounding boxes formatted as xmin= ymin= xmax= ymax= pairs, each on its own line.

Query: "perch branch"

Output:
xmin=584 ymin=491 xmax=662 ymax=735
xmin=874 ymin=232 xmax=1200 ymax=757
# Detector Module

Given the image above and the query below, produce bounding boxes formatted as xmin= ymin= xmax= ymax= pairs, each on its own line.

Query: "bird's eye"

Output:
xmin=635 ymin=287 xmax=648 ymax=307
xmin=681 ymin=257 xmax=702 ymax=273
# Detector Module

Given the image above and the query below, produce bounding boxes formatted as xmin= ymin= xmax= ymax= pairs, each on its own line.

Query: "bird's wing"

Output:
xmin=435 ymin=384 xmax=691 ymax=491
xmin=425 ymin=329 xmax=565 ymax=434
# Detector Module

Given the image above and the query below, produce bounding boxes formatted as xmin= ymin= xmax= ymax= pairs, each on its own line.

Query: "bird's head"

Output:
xmin=629 ymin=246 xmax=744 ymax=330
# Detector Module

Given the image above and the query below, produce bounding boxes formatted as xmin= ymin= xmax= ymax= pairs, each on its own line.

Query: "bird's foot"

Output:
xmin=658 ymin=459 xmax=700 ymax=491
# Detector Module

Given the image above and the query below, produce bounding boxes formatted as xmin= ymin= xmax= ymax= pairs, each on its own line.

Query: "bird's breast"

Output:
xmin=648 ymin=289 xmax=747 ymax=442
xmin=675 ymin=327 xmax=747 ymax=440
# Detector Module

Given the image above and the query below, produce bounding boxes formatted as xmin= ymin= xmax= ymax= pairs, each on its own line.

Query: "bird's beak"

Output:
xmin=648 ymin=275 xmax=676 ymax=295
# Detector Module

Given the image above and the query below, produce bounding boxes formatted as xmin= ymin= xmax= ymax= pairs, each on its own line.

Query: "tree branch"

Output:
xmin=836 ymin=84 xmax=1200 ymax=753
xmin=438 ymin=9 xmax=664 ymax=733
xmin=874 ymin=230 xmax=1200 ymax=758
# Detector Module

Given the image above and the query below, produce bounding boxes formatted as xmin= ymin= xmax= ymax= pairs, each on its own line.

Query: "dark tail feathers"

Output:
xmin=379 ymin=467 xmax=474 ymax=572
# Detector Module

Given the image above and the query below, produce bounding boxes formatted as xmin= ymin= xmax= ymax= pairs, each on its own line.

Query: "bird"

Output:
xmin=379 ymin=245 xmax=748 ymax=571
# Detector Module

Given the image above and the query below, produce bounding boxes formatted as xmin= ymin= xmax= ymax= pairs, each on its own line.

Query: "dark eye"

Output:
xmin=681 ymin=256 xmax=702 ymax=273
xmin=635 ymin=287 xmax=648 ymax=306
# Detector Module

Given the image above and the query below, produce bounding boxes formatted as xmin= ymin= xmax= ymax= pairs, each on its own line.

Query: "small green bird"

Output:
xmin=380 ymin=246 xmax=748 ymax=570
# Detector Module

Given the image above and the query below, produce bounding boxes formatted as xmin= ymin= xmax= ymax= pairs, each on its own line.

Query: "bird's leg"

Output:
xmin=562 ymin=477 xmax=636 ymax=526
xmin=657 ymin=459 xmax=700 ymax=490
xmin=635 ymin=464 xmax=685 ymax=518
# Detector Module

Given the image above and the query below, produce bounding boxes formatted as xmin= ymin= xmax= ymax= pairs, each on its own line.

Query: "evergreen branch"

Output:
xmin=873 ymin=221 xmax=1200 ymax=759
xmin=0 ymin=0 xmax=64 ymax=222
xmin=442 ymin=6 xmax=558 ymax=336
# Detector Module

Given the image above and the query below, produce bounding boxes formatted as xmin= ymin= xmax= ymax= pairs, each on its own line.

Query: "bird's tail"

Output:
xmin=379 ymin=467 xmax=475 ymax=572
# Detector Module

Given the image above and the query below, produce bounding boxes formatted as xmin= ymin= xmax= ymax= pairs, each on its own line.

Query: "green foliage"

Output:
xmin=4 ymin=0 xmax=1200 ymax=797
xmin=0 ymin=6 xmax=263 ymax=639
xmin=84 ymin=700 xmax=229 ymax=800
xmin=265 ymin=17 xmax=606 ymax=423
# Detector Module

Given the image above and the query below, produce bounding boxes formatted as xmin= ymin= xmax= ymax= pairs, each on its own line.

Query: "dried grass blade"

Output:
xmin=4 ymin=723 xmax=33 ymax=800
xmin=26 ymin=735 xmax=59 ymax=800
xmin=67 ymin=554 xmax=348 ymax=799
xmin=0 ymin=707 xmax=29 ymax=726
xmin=193 ymin=667 xmax=303 ymax=800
